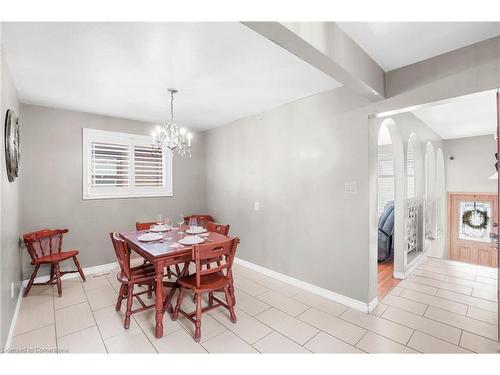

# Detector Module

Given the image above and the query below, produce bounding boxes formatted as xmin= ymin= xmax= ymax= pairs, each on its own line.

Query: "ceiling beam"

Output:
xmin=243 ymin=22 xmax=386 ymax=102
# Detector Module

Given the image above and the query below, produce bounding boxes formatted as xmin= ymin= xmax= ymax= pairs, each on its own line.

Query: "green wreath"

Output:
xmin=462 ymin=209 xmax=489 ymax=230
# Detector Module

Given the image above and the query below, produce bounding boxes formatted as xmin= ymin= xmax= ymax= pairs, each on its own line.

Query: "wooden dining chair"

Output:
xmin=206 ymin=221 xmax=230 ymax=236
xmin=110 ymin=232 xmax=157 ymax=329
xmin=172 ymin=237 xmax=239 ymax=342
xmin=184 ymin=214 xmax=214 ymax=228
xmin=135 ymin=221 xmax=177 ymax=279
xmin=23 ymin=229 xmax=86 ymax=297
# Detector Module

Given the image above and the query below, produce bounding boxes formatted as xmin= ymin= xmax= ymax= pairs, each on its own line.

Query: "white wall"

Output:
xmin=444 ymin=135 xmax=497 ymax=193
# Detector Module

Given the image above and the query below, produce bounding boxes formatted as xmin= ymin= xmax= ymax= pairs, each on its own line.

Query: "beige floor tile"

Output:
xmin=151 ymin=328 xmax=207 ymax=353
xmin=436 ymin=289 xmax=497 ymax=312
xmin=134 ymin=309 xmax=183 ymax=341
xmin=213 ymin=307 xmax=273 ymax=344
xmin=417 ymin=265 xmax=476 ymax=281
xmin=10 ymin=324 xmax=56 ymax=353
xmin=293 ymin=291 xmax=349 ymax=317
xmin=297 ymin=308 xmax=365 ymax=345
xmin=398 ymin=280 xmax=438 ymax=295
xmin=234 ymin=276 xmax=270 ymax=296
xmin=55 ymin=302 xmax=95 ymax=337
xmin=400 ymin=289 xmax=467 ymax=315
xmin=85 ymin=283 xmax=118 ymax=311
xmin=254 ymin=332 xmax=311 ymax=353
xmin=370 ymin=303 xmax=389 ymax=317
xmin=459 ymin=331 xmax=500 ymax=353
xmin=475 ymin=275 xmax=497 ymax=286
xmin=256 ymin=308 xmax=319 ymax=345
xmin=472 ymin=288 xmax=497 ymax=302
xmin=408 ymin=275 xmax=472 ymax=295
xmin=58 ymin=326 xmax=107 ymax=353
xmin=93 ymin=305 xmax=139 ymax=339
xmin=424 ymin=306 xmax=497 ymax=341
xmin=380 ymin=294 xmax=428 ymax=316
xmin=233 ymin=264 xmax=268 ymax=282
xmin=304 ymin=332 xmax=363 ymax=353
xmin=82 ymin=275 xmax=113 ymax=291
xmin=413 ymin=269 xmax=495 ymax=292
xmin=340 ymin=308 xmax=413 ymax=344
xmin=257 ymin=277 xmax=302 ymax=297
xmin=355 ymin=332 xmax=418 ymax=354
xmin=54 ymin=281 xmax=87 ymax=310
xmin=257 ymin=290 xmax=310 ymax=317
xmin=202 ymin=330 xmax=258 ymax=353
xmin=467 ymin=306 xmax=498 ymax=325
xmin=178 ymin=312 xmax=227 ymax=343
xmin=388 ymin=286 xmax=404 ymax=296
xmin=14 ymin=296 xmax=54 ymax=336
xmin=382 ymin=307 xmax=461 ymax=344
xmin=407 ymin=331 xmax=471 ymax=353
xmin=26 ymin=284 xmax=55 ymax=297
xmin=104 ymin=328 xmax=156 ymax=353
xmin=231 ymin=290 xmax=270 ymax=316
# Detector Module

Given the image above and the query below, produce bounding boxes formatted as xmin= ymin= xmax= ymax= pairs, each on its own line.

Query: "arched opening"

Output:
xmin=424 ymin=142 xmax=437 ymax=253
xmin=406 ymin=134 xmax=424 ymax=265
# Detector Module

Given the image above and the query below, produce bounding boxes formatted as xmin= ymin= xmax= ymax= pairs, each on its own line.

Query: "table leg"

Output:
xmin=155 ymin=260 xmax=165 ymax=338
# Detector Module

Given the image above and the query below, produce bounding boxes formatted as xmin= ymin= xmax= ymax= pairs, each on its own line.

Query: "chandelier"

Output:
xmin=152 ymin=88 xmax=192 ymax=157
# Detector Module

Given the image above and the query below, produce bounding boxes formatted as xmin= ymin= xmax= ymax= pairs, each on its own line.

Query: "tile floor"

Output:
xmin=8 ymin=257 xmax=499 ymax=353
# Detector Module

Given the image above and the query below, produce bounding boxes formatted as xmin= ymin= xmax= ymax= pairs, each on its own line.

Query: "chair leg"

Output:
xmin=223 ymin=286 xmax=237 ymax=323
xmin=24 ymin=264 xmax=40 ymax=297
xmin=124 ymin=283 xmax=134 ymax=329
xmin=166 ymin=266 xmax=173 ymax=279
xmin=147 ymin=282 xmax=153 ymax=299
xmin=172 ymin=288 xmax=185 ymax=321
xmin=208 ymin=292 xmax=214 ymax=307
xmin=194 ymin=292 xmax=202 ymax=342
xmin=49 ymin=264 xmax=55 ymax=282
xmin=229 ymin=274 xmax=236 ymax=306
xmin=55 ymin=263 xmax=62 ymax=297
xmin=73 ymin=256 xmax=86 ymax=282
xmin=116 ymin=284 xmax=126 ymax=311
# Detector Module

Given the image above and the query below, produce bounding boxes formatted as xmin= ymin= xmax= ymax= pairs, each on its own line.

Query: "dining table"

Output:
xmin=119 ymin=225 xmax=230 ymax=338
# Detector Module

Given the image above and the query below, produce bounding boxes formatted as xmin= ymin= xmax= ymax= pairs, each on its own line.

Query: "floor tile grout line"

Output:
xmin=414 ymin=268 xmax=497 ymax=287
xmin=78 ymin=276 xmax=111 ymax=353
xmin=424 ymin=303 xmax=498 ymax=330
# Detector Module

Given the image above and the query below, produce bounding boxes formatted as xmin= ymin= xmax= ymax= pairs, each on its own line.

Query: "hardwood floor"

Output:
xmin=377 ymin=259 xmax=400 ymax=300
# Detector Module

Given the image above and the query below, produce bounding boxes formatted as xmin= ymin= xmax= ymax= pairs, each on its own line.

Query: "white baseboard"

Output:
xmin=4 ymin=283 xmax=25 ymax=352
xmin=394 ymin=253 xmax=427 ymax=280
xmin=234 ymin=257 xmax=375 ymax=313
xmin=22 ymin=261 xmax=118 ymax=287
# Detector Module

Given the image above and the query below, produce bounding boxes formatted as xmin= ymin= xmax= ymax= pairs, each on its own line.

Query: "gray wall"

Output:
xmin=20 ymin=104 xmax=206 ymax=279
xmin=1 ymin=46 xmax=22 ymax=349
xmin=205 ymin=87 xmax=373 ymax=302
xmin=444 ymin=135 xmax=497 ymax=193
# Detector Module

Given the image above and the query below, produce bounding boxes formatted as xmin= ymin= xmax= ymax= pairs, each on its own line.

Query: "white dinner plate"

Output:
xmin=178 ymin=235 xmax=205 ymax=245
xmin=138 ymin=233 xmax=163 ymax=242
xmin=150 ymin=225 xmax=171 ymax=232
xmin=186 ymin=227 xmax=207 ymax=234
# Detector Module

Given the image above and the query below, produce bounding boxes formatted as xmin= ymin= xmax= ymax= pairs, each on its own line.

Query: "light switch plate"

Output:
xmin=254 ymin=202 xmax=260 ymax=211
xmin=344 ymin=181 xmax=357 ymax=194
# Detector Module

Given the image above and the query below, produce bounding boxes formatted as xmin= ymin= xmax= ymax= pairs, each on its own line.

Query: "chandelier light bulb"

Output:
xmin=180 ymin=127 xmax=186 ymax=135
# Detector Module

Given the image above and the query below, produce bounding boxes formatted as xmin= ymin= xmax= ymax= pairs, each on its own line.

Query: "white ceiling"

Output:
xmin=412 ymin=90 xmax=498 ymax=140
xmin=2 ymin=22 xmax=341 ymax=130
xmin=337 ymin=22 xmax=500 ymax=71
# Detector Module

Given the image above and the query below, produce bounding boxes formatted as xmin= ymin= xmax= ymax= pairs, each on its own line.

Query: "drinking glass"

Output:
xmin=188 ymin=217 xmax=198 ymax=231
xmin=164 ymin=217 xmax=172 ymax=228
xmin=177 ymin=214 xmax=185 ymax=228
xmin=156 ymin=214 xmax=163 ymax=225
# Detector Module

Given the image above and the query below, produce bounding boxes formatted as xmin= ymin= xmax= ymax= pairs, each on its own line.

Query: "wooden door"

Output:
xmin=448 ymin=193 xmax=498 ymax=267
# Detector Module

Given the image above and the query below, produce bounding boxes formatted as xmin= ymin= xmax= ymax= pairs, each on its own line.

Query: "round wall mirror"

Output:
xmin=4 ymin=109 xmax=20 ymax=182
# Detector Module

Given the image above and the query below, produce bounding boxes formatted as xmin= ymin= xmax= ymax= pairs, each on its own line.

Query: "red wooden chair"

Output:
xmin=184 ymin=214 xmax=214 ymax=228
xmin=23 ymin=229 xmax=86 ymax=297
xmin=206 ymin=221 xmax=230 ymax=236
xmin=135 ymin=221 xmax=177 ymax=278
xmin=172 ymin=237 xmax=239 ymax=342
xmin=110 ymin=233 xmax=156 ymax=329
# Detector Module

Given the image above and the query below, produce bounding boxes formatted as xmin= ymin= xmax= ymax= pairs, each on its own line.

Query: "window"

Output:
xmin=83 ymin=128 xmax=172 ymax=199
xmin=377 ymin=152 xmax=394 ymax=216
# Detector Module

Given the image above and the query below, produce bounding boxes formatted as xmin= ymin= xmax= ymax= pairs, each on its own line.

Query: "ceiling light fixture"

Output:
xmin=152 ymin=88 xmax=192 ymax=157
